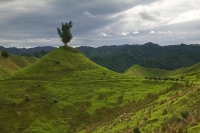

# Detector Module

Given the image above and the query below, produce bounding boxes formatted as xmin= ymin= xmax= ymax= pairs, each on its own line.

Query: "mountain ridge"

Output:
xmin=0 ymin=46 xmax=56 ymax=56
xmin=77 ymin=42 xmax=200 ymax=72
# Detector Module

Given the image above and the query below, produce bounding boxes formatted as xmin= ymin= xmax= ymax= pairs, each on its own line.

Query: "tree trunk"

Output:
xmin=64 ymin=43 xmax=67 ymax=46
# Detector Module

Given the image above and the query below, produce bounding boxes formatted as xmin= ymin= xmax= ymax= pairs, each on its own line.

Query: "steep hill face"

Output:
xmin=77 ymin=43 xmax=200 ymax=73
xmin=0 ymin=54 xmax=38 ymax=78
xmin=12 ymin=46 xmax=119 ymax=80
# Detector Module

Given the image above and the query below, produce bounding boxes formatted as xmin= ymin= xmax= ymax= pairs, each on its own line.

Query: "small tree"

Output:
xmin=57 ymin=21 xmax=73 ymax=46
xmin=1 ymin=50 xmax=9 ymax=58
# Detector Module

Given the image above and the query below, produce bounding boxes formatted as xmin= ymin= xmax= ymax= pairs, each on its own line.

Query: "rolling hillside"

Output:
xmin=86 ymin=78 xmax=200 ymax=133
xmin=125 ymin=62 xmax=200 ymax=81
xmin=125 ymin=64 xmax=170 ymax=78
xmin=12 ymin=46 xmax=120 ymax=81
xmin=0 ymin=54 xmax=38 ymax=78
xmin=0 ymin=46 xmax=200 ymax=133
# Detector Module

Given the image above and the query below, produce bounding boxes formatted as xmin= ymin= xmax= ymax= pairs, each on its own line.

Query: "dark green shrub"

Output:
xmin=133 ymin=127 xmax=141 ymax=133
xmin=25 ymin=95 xmax=31 ymax=102
xmin=53 ymin=99 xmax=58 ymax=103
xmin=55 ymin=60 xmax=60 ymax=64
xmin=181 ymin=111 xmax=189 ymax=119
xmin=1 ymin=50 xmax=9 ymax=58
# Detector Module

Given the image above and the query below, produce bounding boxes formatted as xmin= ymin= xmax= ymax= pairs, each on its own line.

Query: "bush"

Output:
xmin=55 ymin=60 xmax=60 ymax=64
xmin=181 ymin=111 xmax=189 ymax=119
xmin=133 ymin=127 xmax=141 ymax=133
xmin=53 ymin=99 xmax=58 ymax=103
xmin=1 ymin=50 xmax=9 ymax=58
xmin=25 ymin=95 xmax=31 ymax=102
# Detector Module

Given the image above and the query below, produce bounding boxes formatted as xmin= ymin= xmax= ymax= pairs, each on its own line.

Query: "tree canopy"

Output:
xmin=57 ymin=21 xmax=73 ymax=46
xmin=1 ymin=50 xmax=9 ymax=58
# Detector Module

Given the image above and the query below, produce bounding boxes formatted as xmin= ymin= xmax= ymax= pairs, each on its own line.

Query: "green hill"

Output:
xmin=0 ymin=46 xmax=200 ymax=133
xmin=86 ymin=79 xmax=200 ymax=133
xmin=0 ymin=54 xmax=37 ymax=78
xmin=125 ymin=64 xmax=170 ymax=78
xmin=178 ymin=62 xmax=200 ymax=74
xmin=125 ymin=62 xmax=200 ymax=79
xmin=169 ymin=62 xmax=200 ymax=81
xmin=12 ymin=46 xmax=119 ymax=81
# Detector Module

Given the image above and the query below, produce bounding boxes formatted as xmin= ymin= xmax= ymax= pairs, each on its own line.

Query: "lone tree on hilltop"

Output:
xmin=1 ymin=50 xmax=9 ymax=58
xmin=57 ymin=21 xmax=73 ymax=46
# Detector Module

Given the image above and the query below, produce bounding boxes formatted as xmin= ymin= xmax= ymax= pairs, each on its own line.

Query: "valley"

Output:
xmin=0 ymin=46 xmax=200 ymax=133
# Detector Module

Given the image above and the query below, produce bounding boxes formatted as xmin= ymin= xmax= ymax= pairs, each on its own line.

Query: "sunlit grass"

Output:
xmin=0 ymin=46 xmax=200 ymax=132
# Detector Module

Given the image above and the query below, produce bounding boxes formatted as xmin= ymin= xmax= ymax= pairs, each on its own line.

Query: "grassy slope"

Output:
xmin=0 ymin=46 xmax=199 ymax=133
xmin=85 ymin=63 xmax=200 ymax=133
xmin=0 ymin=54 xmax=37 ymax=78
xmin=12 ymin=47 xmax=121 ymax=81
xmin=125 ymin=63 xmax=200 ymax=79
xmin=125 ymin=64 xmax=170 ymax=78
xmin=89 ymin=81 xmax=200 ymax=133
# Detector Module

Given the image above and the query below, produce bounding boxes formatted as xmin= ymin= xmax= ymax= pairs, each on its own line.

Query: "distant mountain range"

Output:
xmin=0 ymin=46 xmax=56 ymax=58
xmin=77 ymin=42 xmax=200 ymax=73
xmin=2 ymin=43 xmax=200 ymax=73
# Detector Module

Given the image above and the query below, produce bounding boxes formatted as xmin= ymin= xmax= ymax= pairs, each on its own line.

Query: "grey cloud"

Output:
xmin=139 ymin=12 xmax=158 ymax=21
xmin=83 ymin=11 xmax=99 ymax=18
xmin=50 ymin=0 xmax=158 ymax=16
xmin=0 ymin=0 xmax=199 ymax=48
xmin=0 ymin=0 xmax=14 ymax=3
xmin=153 ymin=19 xmax=200 ymax=33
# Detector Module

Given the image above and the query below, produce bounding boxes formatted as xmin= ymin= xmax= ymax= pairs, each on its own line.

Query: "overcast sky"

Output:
xmin=0 ymin=0 xmax=200 ymax=48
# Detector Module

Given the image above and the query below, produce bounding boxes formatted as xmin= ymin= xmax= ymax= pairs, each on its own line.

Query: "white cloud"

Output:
xmin=27 ymin=38 xmax=52 ymax=43
xmin=83 ymin=11 xmax=99 ymax=18
xmin=100 ymin=32 xmax=108 ymax=36
xmin=100 ymin=32 xmax=112 ymax=37
xmin=157 ymin=31 xmax=172 ymax=34
xmin=168 ymin=31 xmax=172 ymax=34
xmin=133 ymin=31 xmax=139 ymax=34
xmin=150 ymin=31 xmax=156 ymax=34
xmin=119 ymin=32 xmax=130 ymax=36
xmin=105 ymin=0 xmax=200 ymax=32
xmin=168 ymin=9 xmax=200 ymax=24
xmin=157 ymin=31 xmax=167 ymax=34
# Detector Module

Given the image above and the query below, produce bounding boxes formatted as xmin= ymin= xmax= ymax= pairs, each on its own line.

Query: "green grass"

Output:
xmin=125 ymin=64 xmax=170 ymax=77
xmin=0 ymin=46 xmax=200 ymax=133
xmin=0 ymin=53 xmax=37 ymax=79
xmin=125 ymin=63 xmax=200 ymax=80
xmin=11 ymin=46 xmax=120 ymax=81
